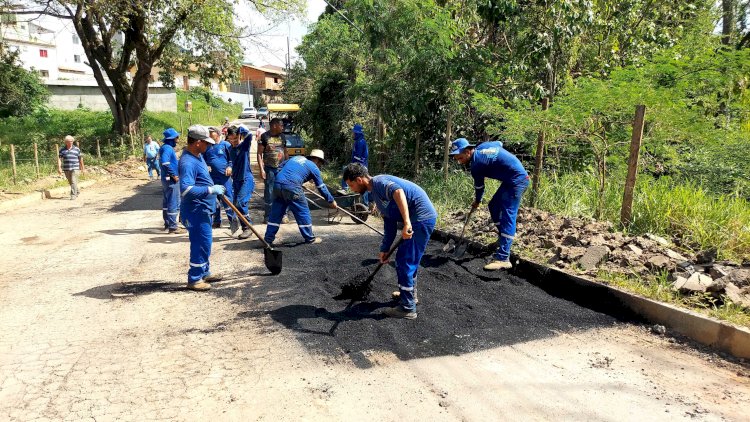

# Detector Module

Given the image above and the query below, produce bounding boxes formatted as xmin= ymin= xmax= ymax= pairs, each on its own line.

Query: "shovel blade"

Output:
xmin=442 ymin=239 xmax=456 ymax=253
xmin=264 ymin=248 xmax=283 ymax=275
xmin=453 ymin=242 xmax=468 ymax=258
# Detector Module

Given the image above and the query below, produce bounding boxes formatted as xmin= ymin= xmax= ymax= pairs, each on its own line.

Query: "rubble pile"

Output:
xmin=444 ymin=208 xmax=750 ymax=309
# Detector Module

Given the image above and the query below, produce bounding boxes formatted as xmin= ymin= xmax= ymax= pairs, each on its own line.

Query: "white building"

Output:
xmin=1 ymin=12 xmax=94 ymax=82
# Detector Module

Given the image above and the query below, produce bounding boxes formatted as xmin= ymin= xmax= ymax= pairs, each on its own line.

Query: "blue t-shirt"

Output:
xmin=143 ymin=142 xmax=159 ymax=159
xmin=470 ymin=141 xmax=528 ymax=202
xmin=229 ymin=133 xmax=253 ymax=181
xmin=204 ymin=140 xmax=232 ymax=180
xmin=178 ymin=151 xmax=215 ymax=216
xmin=275 ymin=156 xmax=334 ymax=203
xmin=371 ymin=175 xmax=437 ymax=252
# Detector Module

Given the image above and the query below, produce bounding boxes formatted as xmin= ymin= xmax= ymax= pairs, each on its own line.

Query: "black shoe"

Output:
xmin=212 ymin=222 xmax=221 ymax=229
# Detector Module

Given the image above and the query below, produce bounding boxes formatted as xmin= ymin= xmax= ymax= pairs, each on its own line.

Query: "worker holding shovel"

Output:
xmin=263 ymin=150 xmax=337 ymax=246
xmin=343 ymin=163 xmax=437 ymax=320
xmin=178 ymin=125 xmax=227 ymax=291
xmin=449 ymin=138 xmax=529 ymax=270
xmin=225 ymin=125 xmax=255 ymax=239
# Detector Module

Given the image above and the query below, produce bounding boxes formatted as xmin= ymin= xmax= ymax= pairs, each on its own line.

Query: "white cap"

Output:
xmin=306 ymin=149 xmax=327 ymax=163
xmin=187 ymin=125 xmax=214 ymax=144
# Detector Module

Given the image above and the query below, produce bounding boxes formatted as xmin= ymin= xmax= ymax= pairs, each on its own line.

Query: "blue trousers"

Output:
xmin=263 ymin=166 xmax=279 ymax=218
xmin=146 ymin=157 xmax=160 ymax=178
xmin=395 ymin=218 xmax=435 ymax=312
xmin=232 ymin=176 xmax=254 ymax=229
xmin=185 ymin=212 xmax=212 ymax=284
xmin=211 ymin=174 xmax=235 ymax=225
xmin=264 ymin=185 xmax=314 ymax=244
xmin=488 ymin=178 xmax=529 ymax=261
xmin=161 ymin=179 xmax=180 ymax=229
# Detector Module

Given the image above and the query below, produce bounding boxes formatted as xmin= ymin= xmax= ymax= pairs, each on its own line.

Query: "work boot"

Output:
xmin=212 ymin=222 xmax=222 ymax=229
xmin=168 ymin=227 xmax=186 ymax=234
xmin=229 ymin=217 xmax=240 ymax=234
xmin=305 ymin=237 xmax=322 ymax=245
xmin=187 ymin=281 xmax=211 ymax=291
xmin=383 ymin=306 xmax=417 ymax=320
xmin=484 ymin=259 xmax=512 ymax=271
xmin=203 ymin=273 xmax=224 ymax=283
xmin=391 ymin=289 xmax=419 ymax=304
xmin=238 ymin=228 xmax=253 ymax=240
xmin=282 ymin=215 xmax=290 ymax=224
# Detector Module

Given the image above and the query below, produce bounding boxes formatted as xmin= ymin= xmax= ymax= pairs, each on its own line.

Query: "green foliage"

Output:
xmin=0 ymin=47 xmax=48 ymax=118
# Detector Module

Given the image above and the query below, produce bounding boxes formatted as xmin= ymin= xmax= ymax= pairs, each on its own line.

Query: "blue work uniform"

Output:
xmin=204 ymin=140 xmax=235 ymax=225
xmin=263 ymin=156 xmax=334 ymax=244
xmin=229 ymin=131 xmax=254 ymax=228
xmin=471 ymin=141 xmax=529 ymax=261
xmin=341 ymin=130 xmax=371 ymax=205
xmin=179 ymin=151 xmax=217 ymax=284
xmin=371 ymin=175 xmax=437 ymax=312
xmin=144 ymin=141 xmax=160 ymax=178
xmin=159 ymin=139 xmax=180 ymax=230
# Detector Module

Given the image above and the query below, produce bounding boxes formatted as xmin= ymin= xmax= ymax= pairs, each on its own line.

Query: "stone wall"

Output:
xmin=46 ymin=81 xmax=176 ymax=112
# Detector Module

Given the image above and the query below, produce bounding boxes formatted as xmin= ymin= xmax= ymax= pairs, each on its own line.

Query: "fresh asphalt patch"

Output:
xmin=210 ymin=231 xmax=621 ymax=365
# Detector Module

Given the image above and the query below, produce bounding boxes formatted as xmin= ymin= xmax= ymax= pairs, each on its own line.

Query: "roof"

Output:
xmin=267 ymin=104 xmax=300 ymax=112
xmin=241 ymin=63 xmax=286 ymax=76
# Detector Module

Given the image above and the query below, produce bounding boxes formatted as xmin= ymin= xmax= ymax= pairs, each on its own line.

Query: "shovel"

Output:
xmin=303 ymin=186 xmax=384 ymax=236
xmin=220 ymin=195 xmax=282 ymax=275
xmin=445 ymin=207 xmax=476 ymax=258
xmin=336 ymin=236 xmax=404 ymax=300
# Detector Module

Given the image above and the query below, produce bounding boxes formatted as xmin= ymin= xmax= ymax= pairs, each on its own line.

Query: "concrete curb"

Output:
xmin=0 ymin=179 xmax=99 ymax=213
xmin=431 ymin=228 xmax=750 ymax=359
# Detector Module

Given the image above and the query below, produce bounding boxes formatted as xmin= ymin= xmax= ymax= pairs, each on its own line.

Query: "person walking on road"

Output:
xmin=263 ymin=150 xmax=337 ymax=246
xmin=257 ymin=118 xmax=288 ymax=223
xmin=449 ymin=138 xmax=529 ymax=270
xmin=178 ymin=125 xmax=226 ymax=291
xmin=225 ymin=125 xmax=255 ymax=239
xmin=343 ymin=163 xmax=437 ymax=320
xmin=204 ymin=126 xmax=237 ymax=231
xmin=143 ymin=135 xmax=160 ymax=180
xmin=159 ymin=128 xmax=184 ymax=234
xmin=57 ymin=135 xmax=85 ymax=200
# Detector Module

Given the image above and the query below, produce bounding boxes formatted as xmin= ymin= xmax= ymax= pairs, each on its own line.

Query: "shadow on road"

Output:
xmin=74 ymin=281 xmax=186 ymax=299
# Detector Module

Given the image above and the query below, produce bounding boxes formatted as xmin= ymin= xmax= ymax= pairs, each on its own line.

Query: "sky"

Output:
xmin=239 ymin=0 xmax=327 ymax=68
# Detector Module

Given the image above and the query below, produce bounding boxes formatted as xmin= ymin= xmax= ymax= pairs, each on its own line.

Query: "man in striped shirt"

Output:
xmin=57 ymin=135 xmax=85 ymax=200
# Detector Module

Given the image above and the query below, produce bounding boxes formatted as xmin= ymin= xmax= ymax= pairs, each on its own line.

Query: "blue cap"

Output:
xmin=162 ymin=128 xmax=180 ymax=141
xmin=449 ymin=138 xmax=475 ymax=155
xmin=352 ymin=124 xmax=364 ymax=134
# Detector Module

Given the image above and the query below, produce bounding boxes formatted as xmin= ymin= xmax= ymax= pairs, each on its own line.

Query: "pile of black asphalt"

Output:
xmin=217 ymin=229 xmax=620 ymax=366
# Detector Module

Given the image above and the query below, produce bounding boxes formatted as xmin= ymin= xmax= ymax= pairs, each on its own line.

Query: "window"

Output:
xmin=74 ymin=55 xmax=81 ymax=63
xmin=39 ymin=49 xmax=48 ymax=58
xmin=72 ymin=34 xmax=80 ymax=44
xmin=273 ymin=77 xmax=279 ymax=83
xmin=39 ymin=70 xmax=49 ymax=78
xmin=1 ymin=14 xmax=17 ymax=24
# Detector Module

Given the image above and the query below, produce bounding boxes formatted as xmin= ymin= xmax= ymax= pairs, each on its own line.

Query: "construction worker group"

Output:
xmin=156 ymin=120 xmax=527 ymax=320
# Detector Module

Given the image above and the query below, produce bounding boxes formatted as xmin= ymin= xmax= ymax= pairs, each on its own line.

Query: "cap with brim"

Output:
xmin=207 ymin=126 xmax=221 ymax=134
xmin=306 ymin=149 xmax=327 ymax=164
xmin=188 ymin=125 xmax=214 ymax=144
xmin=449 ymin=138 xmax=475 ymax=155
xmin=162 ymin=127 xmax=180 ymax=142
xmin=352 ymin=124 xmax=364 ymax=134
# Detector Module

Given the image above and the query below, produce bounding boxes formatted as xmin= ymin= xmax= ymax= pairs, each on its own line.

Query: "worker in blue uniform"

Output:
xmin=340 ymin=123 xmax=370 ymax=206
xmin=178 ymin=125 xmax=227 ymax=291
xmin=343 ymin=163 xmax=437 ymax=320
xmin=225 ymin=125 xmax=255 ymax=239
xmin=450 ymin=138 xmax=529 ymax=270
xmin=204 ymin=126 xmax=237 ymax=232
xmin=263 ymin=149 xmax=337 ymax=245
xmin=159 ymin=127 xmax=184 ymax=234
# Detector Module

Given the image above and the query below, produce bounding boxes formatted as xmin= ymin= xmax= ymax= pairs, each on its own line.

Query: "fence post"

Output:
xmin=33 ymin=143 xmax=39 ymax=178
xmin=621 ymin=105 xmax=646 ymax=227
xmin=54 ymin=144 xmax=59 ymax=174
xmin=96 ymin=138 xmax=101 ymax=159
xmin=10 ymin=144 xmax=17 ymax=185
xmin=531 ymin=97 xmax=550 ymax=206
xmin=443 ymin=110 xmax=453 ymax=179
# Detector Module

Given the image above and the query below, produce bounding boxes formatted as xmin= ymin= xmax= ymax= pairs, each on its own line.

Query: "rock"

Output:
xmin=705 ymin=277 xmax=727 ymax=293
xmin=709 ymin=265 xmax=730 ymax=280
xmin=626 ymin=244 xmax=643 ymax=256
xmin=651 ymin=325 xmax=666 ymax=335
xmin=137 ymin=165 xmax=147 ymax=171
xmin=695 ymin=248 xmax=717 ymax=265
xmin=535 ymin=211 xmax=549 ymax=222
xmin=673 ymin=272 xmax=712 ymax=294
xmin=646 ymin=233 xmax=670 ymax=246
xmin=645 ymin=255 xmax=671 ymax=271
xmin=541 ymin=238 xmax=556 ymax=249
xmin=725 ymin=283 xmax=750 ymax=309
xmin=726 ymin=269 xmax=750 ymax=288
xmin=676 ymin=261 xmax=695 ymax=274
xmin=635 ymin=237 xmax=658 ymax=251
xmin=578 ymin=246 xmax=610 ymax=271
xmin=664 ymin=249 xmax=688 ymax=262
xmin=588 ymin=234 xmax=607 ymax=247
xmin=562 ymin=235 xmax=580 ymax=246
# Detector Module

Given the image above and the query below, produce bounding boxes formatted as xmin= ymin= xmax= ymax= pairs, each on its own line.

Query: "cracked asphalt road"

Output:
xmin=1 ymin=168 xmax=749 ymax=421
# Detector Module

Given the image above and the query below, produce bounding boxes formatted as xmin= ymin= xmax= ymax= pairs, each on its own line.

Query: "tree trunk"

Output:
xmin=443 ymin=110 xmax=452 ymax=179
xmin=414 ymin=130 xmax=421 ymax=176
xmin=722 ymin=0 xmax=734 ymax=46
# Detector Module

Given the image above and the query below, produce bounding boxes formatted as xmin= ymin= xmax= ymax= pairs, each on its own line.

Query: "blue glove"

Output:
xmin=210 ymin=185 xmax=226 ymax=196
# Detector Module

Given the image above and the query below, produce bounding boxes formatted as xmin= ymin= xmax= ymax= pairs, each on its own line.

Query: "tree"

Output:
xmin=0 ymin=45 xmax=48 ymax=118
xmin=8 ymin=0 xmax=304 ymax=135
